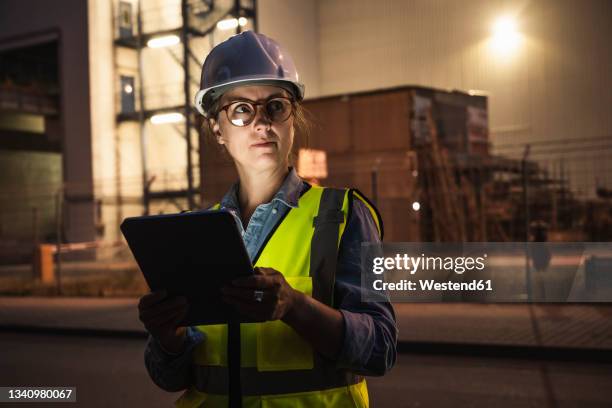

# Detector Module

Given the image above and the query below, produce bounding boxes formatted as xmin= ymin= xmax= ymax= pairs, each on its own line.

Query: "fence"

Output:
xmin=0 ymin=147 xmax=611 ymax=266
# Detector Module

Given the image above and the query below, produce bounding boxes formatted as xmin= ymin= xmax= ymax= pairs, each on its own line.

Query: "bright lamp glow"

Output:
xmin=217 ymin=17 xmax=248 ymax=30
xmin=491 ymin=16 xmax=520 ymax=54
xmin=412 ymin=201 xmax=421 ymax=211
xmin=147 ymin=35 xmax=180 ymax=48
xmin=150 ymin=112 xmax=184 ymax=125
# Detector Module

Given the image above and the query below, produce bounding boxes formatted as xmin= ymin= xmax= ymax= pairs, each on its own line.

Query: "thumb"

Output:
xmin=254 ymin=267 xmax=272 ymax=275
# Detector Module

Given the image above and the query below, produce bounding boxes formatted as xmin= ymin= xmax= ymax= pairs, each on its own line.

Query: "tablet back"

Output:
xmin=120 ymin=210 xmax=254 ymax=325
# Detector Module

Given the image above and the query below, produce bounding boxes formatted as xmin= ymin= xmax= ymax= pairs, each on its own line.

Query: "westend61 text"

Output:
xmin=373 ymin=279 xmax=493 ymax=292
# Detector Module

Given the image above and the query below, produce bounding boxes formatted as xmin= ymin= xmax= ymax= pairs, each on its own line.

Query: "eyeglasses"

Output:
xmin=217 ymin=96 xmax=294 ymax=127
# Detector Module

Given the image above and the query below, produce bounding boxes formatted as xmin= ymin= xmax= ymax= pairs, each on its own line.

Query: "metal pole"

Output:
xmin=522 ymin=145 xmax=531 ymax=300
xmin=371 ymin=169 xmax=378 ymax=206
xmin=182 ymin=0 xmax=196 ymax=210
xmin=136 ymin=0 xmax=150 ymax=215
xmin=560 ymin=158 xmax=566 ymax=216
xmin=32 ymin=207 xmax=39 ymax=244
xmin=55 ymin=187 xmax=63 ymax=295
xmin=371 ymin=158 xmax=381 ymax=206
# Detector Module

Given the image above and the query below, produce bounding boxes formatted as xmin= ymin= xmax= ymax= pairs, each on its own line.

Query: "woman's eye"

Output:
xmin=267 ymin=100 xmax=283 ymax=112
xmin=234 ymin=103 xmax=252 ymax=114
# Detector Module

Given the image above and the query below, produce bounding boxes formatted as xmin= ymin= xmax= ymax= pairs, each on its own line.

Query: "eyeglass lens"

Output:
xmin=227 ymin=98 xmax=292 ymax=127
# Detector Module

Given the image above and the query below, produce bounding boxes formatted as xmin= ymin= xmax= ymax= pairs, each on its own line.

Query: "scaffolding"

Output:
xmin=112 ymin=0 xmax=257 ymax=215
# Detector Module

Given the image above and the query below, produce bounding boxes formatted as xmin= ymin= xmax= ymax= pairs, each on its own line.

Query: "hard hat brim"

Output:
xmin=194 ymin=77 xmax=305 ymax=117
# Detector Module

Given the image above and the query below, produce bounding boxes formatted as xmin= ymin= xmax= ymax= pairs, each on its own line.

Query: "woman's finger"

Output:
xmin=140 ymin=297 xmax=188 ymax=323
xmin=230 ymin=274 xmax=275 ymax=288
xmin=140 ymin=295 xmax=186 ymax=318
xmin=138 ymin=290 xmax=168 ymax=309
xmin=153 ymin=305 xmax=189 ymax=330
xmin=222 ymin=286 xmax=275 ymax=301
xmin=146 ymin=303 xmax=189 ymax=331
xmin=222 ymin=289 xmax=273 ymax=304
xmin=222 ymin=295 xmax=271 ymax=320
xmin=256 ymin=267 xmax=277 ymax=275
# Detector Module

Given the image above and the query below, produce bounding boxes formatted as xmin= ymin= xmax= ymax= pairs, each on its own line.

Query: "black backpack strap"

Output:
xmin=310 ymin=188 xmax=347 ymax=306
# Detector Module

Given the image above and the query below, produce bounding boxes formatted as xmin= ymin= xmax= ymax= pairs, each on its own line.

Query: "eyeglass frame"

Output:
xmin=214 ymin=95 xmax=296 ymax=127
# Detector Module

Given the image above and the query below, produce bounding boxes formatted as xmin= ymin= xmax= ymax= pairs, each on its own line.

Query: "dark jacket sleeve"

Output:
xmin=144 ymin=327 xmax=205 ymax=392
xmin=333 ymin=196 xmax=398 ymax=376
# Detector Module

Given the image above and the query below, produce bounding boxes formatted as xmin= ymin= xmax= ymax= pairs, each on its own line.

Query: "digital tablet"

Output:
xmin=120 ymin=210 xmax=255 ymax=325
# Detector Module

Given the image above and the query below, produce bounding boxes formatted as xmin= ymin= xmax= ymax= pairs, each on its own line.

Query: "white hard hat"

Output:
xmin=194 ymin=31 xmax=305 ymax=117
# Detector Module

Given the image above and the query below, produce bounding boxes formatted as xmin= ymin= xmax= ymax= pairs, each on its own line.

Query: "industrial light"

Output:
xmin=147 ymin=35 xmax=180 ymax=48
xmin=150 ymin=112 xmax=184 ymax=125
xmin=217 ymin=17 xmax=248 ymax=30
xmin=412 ymin=201 xmax=421 ymax=211
xmin=491 ymin=16 xmax=520 ymax=54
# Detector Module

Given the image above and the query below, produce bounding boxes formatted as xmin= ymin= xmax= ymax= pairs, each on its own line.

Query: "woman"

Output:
xmin=139 ymin=31 xmax=397 ymax=408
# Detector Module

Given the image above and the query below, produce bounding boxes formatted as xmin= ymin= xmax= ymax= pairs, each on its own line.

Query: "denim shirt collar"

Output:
xmin=220 ymin=167 xmax=303 ymax=212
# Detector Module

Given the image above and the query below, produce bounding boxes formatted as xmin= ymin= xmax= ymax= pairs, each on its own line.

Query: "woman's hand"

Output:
xmin=138 ymin=290 xmax=189 ymax=354
xmin=221 ymin=267 xmax=298 ymax=321
xmin=223 ymin=267 xmax=345 ymax=360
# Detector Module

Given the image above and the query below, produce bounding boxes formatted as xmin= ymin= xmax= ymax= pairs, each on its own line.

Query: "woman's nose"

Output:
xmin=253 ymin=106 xmax=272 ymax=132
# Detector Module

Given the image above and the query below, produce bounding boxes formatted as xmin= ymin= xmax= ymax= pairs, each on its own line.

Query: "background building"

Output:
xmin=1 ymin=0 xmax=611 ymax=260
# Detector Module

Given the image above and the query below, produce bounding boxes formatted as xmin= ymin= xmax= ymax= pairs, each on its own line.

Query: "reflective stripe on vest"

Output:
xmin=193 ymin=365 xmax=363 ymax=396
xmin=176 ymin=186 xmax=381 ymax=407
xmin=177 ymin=378 xmax=369 ymax=408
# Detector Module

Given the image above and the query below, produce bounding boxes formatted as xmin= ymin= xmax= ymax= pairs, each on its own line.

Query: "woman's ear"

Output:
xmin=208 ymin=118 xmax=224 ymax=144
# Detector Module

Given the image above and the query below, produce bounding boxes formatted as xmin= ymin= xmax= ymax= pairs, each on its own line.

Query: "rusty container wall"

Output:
xmin=349 ymin=90 xmax=412 ymax=153
xmin=436 ymin=99 xmax=468 ymax=152
xmin=301 ymin=88 xmax=422 ymax=242
xmin=325 ymin=151 xmax=417 ymax=199
xmin=465 ymin=94 xmax=489 ymax=156
xmin=302 ymin=97 xmax=351 ymax=153
xmin=378 ymin=197 xmax=421 ymax=242
xmin=324 ymin=151 xmax=420 ymax=242
xmin=415 ymin=89 xmax=490 ymax=156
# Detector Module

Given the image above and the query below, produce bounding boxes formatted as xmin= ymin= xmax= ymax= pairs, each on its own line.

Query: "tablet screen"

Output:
xmin=121 ymin=210 xmax=255 ymax=324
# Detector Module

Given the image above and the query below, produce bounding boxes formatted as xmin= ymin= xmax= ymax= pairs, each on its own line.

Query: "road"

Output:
xmin=2 ymin=297 xmax=612 ymax=350
xmin=1 ymin=332 xmax=611 ymax=407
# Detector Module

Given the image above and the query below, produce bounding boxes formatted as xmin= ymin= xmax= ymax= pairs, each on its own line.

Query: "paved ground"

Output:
xmin=0 ymin=297 xmax=140 ymax=333
xmin=0 ymin=332 xmax=180 ymax=407
xmin=1 ymin=297 xmax=611 ymax=350
xmin=368 ymin=353 xmax=612 ymax=408
xmin=1 ymin=297 xmax=611 ymax=407
xmin=393 ymin=303 xmax=612 ymax=349
xmin=1 ymin=332 xmax=611 ymax=408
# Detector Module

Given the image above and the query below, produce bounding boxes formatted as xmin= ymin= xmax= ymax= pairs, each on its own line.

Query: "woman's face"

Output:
xmin=210 ymin=85 xmax=295 ymax=173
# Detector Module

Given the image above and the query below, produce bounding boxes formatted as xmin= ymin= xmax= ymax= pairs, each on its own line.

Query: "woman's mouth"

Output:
xmin=252 ymin=141 xmax=276 ymax=148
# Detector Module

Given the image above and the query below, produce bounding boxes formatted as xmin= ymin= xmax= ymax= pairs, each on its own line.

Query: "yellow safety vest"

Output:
xmin=176 ymin=186 xmax=383 ymax=408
